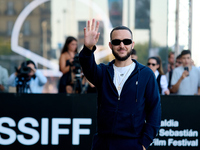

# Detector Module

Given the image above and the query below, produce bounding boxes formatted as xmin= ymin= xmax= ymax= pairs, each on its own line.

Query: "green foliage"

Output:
xmin=158 ymin=47 xmax=168 ymax=64
xmin=167 ymin=47 xmax=173 ymax=54
xmin=158 ymin=47 xmax=168 ymax=73
xmin=0 ymin=38 xmax=12 ymax=55
xmin=134 ymin=42 xmax=149 ymax=65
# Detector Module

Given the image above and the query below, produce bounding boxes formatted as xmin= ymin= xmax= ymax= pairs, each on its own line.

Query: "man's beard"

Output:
xmin=112 ymin=48 xmax=132 ymax=61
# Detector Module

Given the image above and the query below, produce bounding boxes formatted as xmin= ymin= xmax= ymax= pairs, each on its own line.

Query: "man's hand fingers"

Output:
xmin=95 ymin=21 xmax=99 ymax=32
xmin=84 ymin=27 xmax=86 ymax=37
xmin=87 ymin=20 xmax=90 ymax=31
xmin=95 ymin=32 xmax=100 ymax=41
xmin=91 ymin=18 xmax=95 ymax=31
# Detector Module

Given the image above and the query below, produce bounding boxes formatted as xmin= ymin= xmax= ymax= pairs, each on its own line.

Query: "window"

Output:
xmin=23 ymin=21 xmax=30 ymax=35
xmin=135 ymin=0 xmax=150 ymax=29
xmin=78 ymin=21 xmax=86 ymax=50
xmin=7 ymin=21 xmax=13 ymax=35
xmin=24 ymin=1 xmax=29 ymax=7
xmin=24 ymin=41 xmax=30 ymax=49
xmin=108 ymin=0 xmax=123 ymax=27
xmin=7 ymin=2 xmax=14 ymax=15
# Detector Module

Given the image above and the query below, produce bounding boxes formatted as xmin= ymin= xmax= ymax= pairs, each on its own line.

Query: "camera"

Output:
xmin=71 ymin=54 xmax=86 ymax=93
xmin=72 ymin=54 xmax=82 ymax=77
xmin=16 ymin=66 xmax=31 ymax=77
xmin=15 ymin=65 xmax=31 ymax=93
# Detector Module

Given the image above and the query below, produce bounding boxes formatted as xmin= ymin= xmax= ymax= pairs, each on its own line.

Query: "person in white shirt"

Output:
xmin=8 ymin=60 xmax=47 ymax=93
xmin=0 ymin=65 xmax=9 ymax=92
xmin=147 ymin=56 xmax=170 ymax=95
xmin=171 ymin=50 xmax=200 ymax=95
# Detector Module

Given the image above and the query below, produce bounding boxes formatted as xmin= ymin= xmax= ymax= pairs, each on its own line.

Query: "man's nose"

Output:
xmin=119 ymin=41 xmax=125 ymax=48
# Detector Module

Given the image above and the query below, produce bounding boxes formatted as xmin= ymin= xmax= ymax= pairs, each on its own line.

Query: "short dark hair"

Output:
xmin=20 ymin=60 xmax=37 ymax=79
xmin=131 ymin=49 xmax=136 ymax=55
xmin=21 ymin=60 xmax=37 ymax=69
xmin=181 ymin=50 xmax=191 ymax=57
xmin=148 ymin=56 xmax=161 ymax=65
xmin=176 ymin=54 xmax=182 ymax=60
xmin=168 ymin=51 xmax=174 ymax=58
xmin=110 ymin=26 xmax=132 ymax=40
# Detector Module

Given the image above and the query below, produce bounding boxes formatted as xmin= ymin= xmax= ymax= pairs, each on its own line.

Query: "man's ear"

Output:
xmin=132 ymin=41 xmax=135 ymax=48
xmin=109 ymin=42 xmax=112 ymax=49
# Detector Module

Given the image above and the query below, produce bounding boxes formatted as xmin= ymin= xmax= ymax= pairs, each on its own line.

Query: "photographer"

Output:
xmin=8 ymin=60 xmax=47 ymax=93
xmin=0 ymin=65 xmax=9 ymax=92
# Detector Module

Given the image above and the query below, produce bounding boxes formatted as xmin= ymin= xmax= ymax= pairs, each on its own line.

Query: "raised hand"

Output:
xmin=84 ymin=19 xmax=100 ymax=50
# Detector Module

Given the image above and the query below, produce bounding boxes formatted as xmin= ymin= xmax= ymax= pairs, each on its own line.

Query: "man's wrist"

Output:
xmin=86 ymin=45 xmax=94 ymax=50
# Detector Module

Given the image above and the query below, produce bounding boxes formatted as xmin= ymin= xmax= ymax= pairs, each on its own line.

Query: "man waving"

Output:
xmin=79 ymin=19 xmax=161 ymax=150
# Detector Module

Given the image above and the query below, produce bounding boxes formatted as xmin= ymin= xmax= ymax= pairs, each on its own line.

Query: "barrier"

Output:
xmin=149 ymin=95 xmax=200 ymax=150
xmin=0 ymin=93 xmax=199 ymax=150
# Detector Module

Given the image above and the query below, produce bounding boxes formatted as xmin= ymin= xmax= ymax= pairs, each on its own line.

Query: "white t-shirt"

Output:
xmin=171 ymin=66 xmax=200 ymax=95
xmin=113 ymin=62 xmax=135 ymax=96
xmin=154 ymin=70 xmax=168 ymax=95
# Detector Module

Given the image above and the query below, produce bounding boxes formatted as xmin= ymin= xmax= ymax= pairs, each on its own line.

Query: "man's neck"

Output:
xmin=114 ymin=58 xmax=133 ymax=67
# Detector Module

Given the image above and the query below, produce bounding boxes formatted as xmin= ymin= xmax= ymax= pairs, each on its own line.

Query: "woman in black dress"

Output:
xmin=58 ymin=36 xmax=77 ymax=93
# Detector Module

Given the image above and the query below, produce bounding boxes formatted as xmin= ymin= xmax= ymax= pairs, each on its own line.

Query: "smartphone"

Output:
xmin=184 ymin=67 xmax=189 ymax=76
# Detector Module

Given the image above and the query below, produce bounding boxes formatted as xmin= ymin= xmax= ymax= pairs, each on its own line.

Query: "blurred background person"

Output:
xmin=166 ymin=54 xmax=182 ymax=90
xmin=175 ymin=54 xmax=182 ymax=68
xmin=58 ymin=36 xmax=78 ymax=93
xmin=147 ymin=56 xmax=170 ymax=95
xmin=58 ymin=36 xmax=95 ymax=94
xmin=0 ymin=65 xmax=9 ymax=92
xmin=170 ymin=50 xmax=200 ymax=95
xmin=191 ymin=59 xmax=195 ymax=66
xmin=131 ymin=48 xmax=138 ymax=60
xmin=168 ymin=51 xmax=175 ymax=71
xmin=8 ymin=60 xmax=47 ymax=93
xmin=166 ymin=52 xmax=175 ymax=89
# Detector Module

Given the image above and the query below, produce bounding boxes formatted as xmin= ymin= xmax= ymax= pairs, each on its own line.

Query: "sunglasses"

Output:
xmin=147 ymin=63 xmax=156 ymax=66
xmin=111 ymin=39 xmax=132 ymax=46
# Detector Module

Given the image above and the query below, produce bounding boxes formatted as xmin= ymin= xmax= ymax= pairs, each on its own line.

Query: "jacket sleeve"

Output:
xmin=8 ymin=73 xmax=17 ymax=87
xmin=139 ymin=71 xmax=161 ymax=148
xmin=79 ymin=45 xmax=103 ymax=86
xmin=35 ymin=70 xmax=47 ymax=86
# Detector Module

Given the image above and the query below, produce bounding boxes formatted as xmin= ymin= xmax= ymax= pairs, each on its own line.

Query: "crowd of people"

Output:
xmin=0 ymin=35 xmax=200 ymax=95
xmin=148 ymin=50 xmax=200 ymax=95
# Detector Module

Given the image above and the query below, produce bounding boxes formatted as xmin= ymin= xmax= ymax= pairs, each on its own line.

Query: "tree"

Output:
xmin=0 ymin=38 xmax=12 ymax=55
xmin=134 ymin=42 xmax=149 ymax=65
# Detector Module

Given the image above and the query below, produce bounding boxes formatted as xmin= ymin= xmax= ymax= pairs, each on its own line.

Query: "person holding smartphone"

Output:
xmin=170 ymin=50 xmax=200 ymax=95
